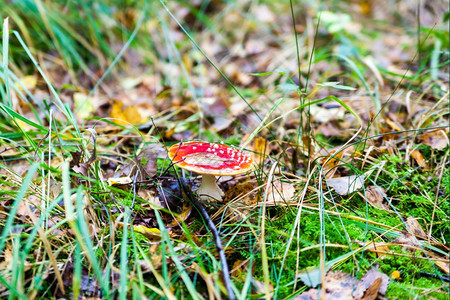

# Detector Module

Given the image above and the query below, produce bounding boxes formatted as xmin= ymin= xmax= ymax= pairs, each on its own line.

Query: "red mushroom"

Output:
xmin=168 ymin=141 xmax=254 ymax=202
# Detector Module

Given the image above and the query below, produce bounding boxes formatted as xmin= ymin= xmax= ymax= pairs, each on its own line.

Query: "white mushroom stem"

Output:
xmin=197 ymin=174 xmax=224 ymax=202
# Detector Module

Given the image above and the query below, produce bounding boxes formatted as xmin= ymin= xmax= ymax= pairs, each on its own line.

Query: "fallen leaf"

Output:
xmin=434 ymin=261 xmax=449 ymax=275
xmin=17 ymin=75 xmax=37 ymax=91
xmin=418 ymin=130 xmax=449 ymax=150
xmin=244 ymin=136 xmax=269 ymax=165
xmin=326 ymin=175 xmax=364 ymax=196
xmin=211 ymin=116 xmax=233 ymax=132
xmin=156 ymin=178 xmax=183 ymax=210
xmin=353 ymin=268 xmax=389 ymax=297
xmin=115 ymin=143 xmax=166 ymax=181
xmin=365 ymin=186 xmax=389 ymax=210
xmin=297 ymin=265 xmax=331 ymax=288
xmin=107 ymin=176 xmax=133 ymax=186
xmin=405 ymin=217 xmax=427 ymax=238
xmin=409 ymin=149 xmax=430 ymax=170
xmin=296 ymin=269 xmax=389 ymax=300
xmin=319 ymin=147 xmax=354 ymax=178
xmin=251 ymin=277 xmax=273 ymax=298
xmin=231 ymin=259 xmax=248 ymax=278
xmin=131 ymin=225 xmax=162 ymax=241
xmin=168 ymin=202 xmax=192 ymax=228
xmin=265 ymin=180 xmax=295 ymax=204
xmin=393 ymin=233 xmax=421 ymax=249
xmin=354 ymin=240 xmax=391 ymax=258
xmin=17 ymin=194 xmax=42 ymax=218
xmin=361 ymin=277 xmax=382 ymax=300
xmin=110 ymin=101 xmax=142 ymax=125
xmin=14 ymin=118 xmax=33 ymax=131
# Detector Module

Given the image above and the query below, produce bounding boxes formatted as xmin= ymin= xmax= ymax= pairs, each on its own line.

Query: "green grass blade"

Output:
xmin=153 ymin=207 xmax=200 ymax=300
xmin=1 ymin=18 xmax=12 ymax=107
xmin=119 ymin=207 xmax=131 ymax=300
xmin=0 ymin=162 xmax=39 ymax=254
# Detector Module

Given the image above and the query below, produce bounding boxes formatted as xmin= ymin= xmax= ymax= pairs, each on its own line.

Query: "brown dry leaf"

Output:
xmin=434 ymin=260 xmax=450 ymax=275
xmin=225 ymin=180 xmax=258 ymax=205
xmin=418 ymin=129 xmax=449 ymax=150
xmin=326 ymin=175 xmax=364 ymax=196
xmin=296 ymin=269 xmax=389 ymax=300
xmin=0 ymin=244 xmax=13 ymax=272
xmin=17 ymin=194 xmax=42 ymax=218
xmin=231 ymin=259 xmax=249 ymax=279
xmin=353 ymin=268 xmax=389 ymax=298
xmin=302 ymin=135 xmax=315 ymax=156
xmin=0 ymin=146 xmax=21 ymax=157
xmin=405 ymin=217 xmax=427 ymax=238
xmin=393 ymin=233 xmax=421 ymax=249
xmin=211 ymin=116 xmax=233 ymax=132
xmin=365 ymin=186 xmax=389 ymax=210
xmin=354 ymin=240 xmax=391 ymax=258
xmin=385 ymin=117 xmax=404 ymax=132
xmin=137 ymin=245 xmax=164 ymax=272
xmin=110 ymin=101 xmax=142 ymax=125
xmin=318 ymin=120 xmax=343 ymax=137
xmin=320 ymin=147 xmax=349 ymax=178
xmin=168 ymin=202 xmax=192 ymax=228
xmin=115 ymin=143 xmax=166 ymax=181
xmin=409 ymin=149 xmax=430 ymax=170
xmin=265 ymin=180 xmax=296 ymax=204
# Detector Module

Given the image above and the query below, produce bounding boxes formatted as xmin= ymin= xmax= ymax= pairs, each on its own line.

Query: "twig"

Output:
xmin=178 ymin=178 xmax=236 ymax=300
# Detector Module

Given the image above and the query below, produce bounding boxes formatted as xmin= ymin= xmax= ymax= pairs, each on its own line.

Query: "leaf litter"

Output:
xmin=0 ymin=0 xmax=448 ymax=299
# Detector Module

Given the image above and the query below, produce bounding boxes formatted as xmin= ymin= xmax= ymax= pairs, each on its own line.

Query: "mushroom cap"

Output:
xmin=168 ymin=141 xmax=254 ymax=176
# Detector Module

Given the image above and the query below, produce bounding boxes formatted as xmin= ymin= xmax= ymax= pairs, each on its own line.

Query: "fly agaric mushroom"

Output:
xmin=168 ymin=141 xmax=254 ymax=202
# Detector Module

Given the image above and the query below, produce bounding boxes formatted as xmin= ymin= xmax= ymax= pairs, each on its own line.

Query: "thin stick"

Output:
xmin=178 ymin=178 xmax=236 ymax=300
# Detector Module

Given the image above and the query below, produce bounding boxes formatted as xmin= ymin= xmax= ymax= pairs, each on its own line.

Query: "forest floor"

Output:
xmin=0 ymin=1 xmax=449 ymax=299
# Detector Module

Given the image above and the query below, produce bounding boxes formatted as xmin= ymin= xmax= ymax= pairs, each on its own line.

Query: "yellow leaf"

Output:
xmin=117 ymin=223 xmax=163 ymax=241
xmin=110 ymin=101 xmax=142 ymax=125
xmin=107 ymin=177 xmax=132 ymax=186
xmin=244 ymin=136 xmax=269 ymax=165
xmin=17 ymin=75 xmax=37 ymax=91
xmin=133 ymin=225 xmax=162 ymax=240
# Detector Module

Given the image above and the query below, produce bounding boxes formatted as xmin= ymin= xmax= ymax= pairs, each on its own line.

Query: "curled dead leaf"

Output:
xmin=409 ymin=149 xmax=430 ymax=170
xmin=107 ymin=176 xmax=133 ymax=186
xmin=266 ymin=180 xmax=296 ymax=204
xmin=405 ymin=216 xmax=427 ymax=238
xmin=418 ymin=129 xmax=449 ymax=150
xmin=114 ymin=143 xmax=165 ymax=181
xmin=326 ymin=175 xmax=364 ymax=196
xmin=365 ymin=186 xmax=389 ymax=210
